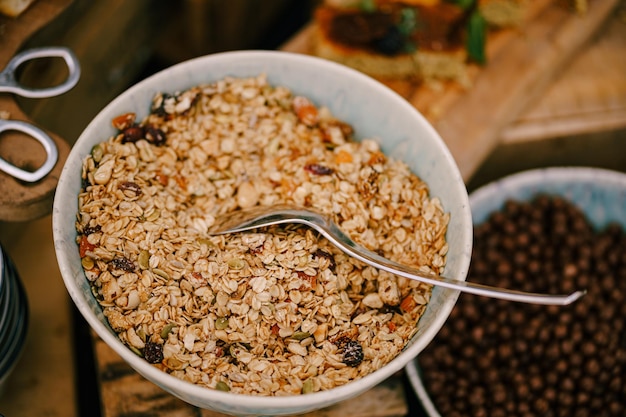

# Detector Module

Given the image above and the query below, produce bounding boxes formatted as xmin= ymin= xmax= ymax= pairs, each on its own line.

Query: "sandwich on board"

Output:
xmin=312 ymin=0 xmax=587 ymax=84
xmin=313 ymin=0 xmax=493 ymax=84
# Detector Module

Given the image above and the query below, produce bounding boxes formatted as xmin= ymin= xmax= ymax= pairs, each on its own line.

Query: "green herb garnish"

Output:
xmin=466 ymin=10 xmax=487 ymax=64
xmin=360 ymin=0 xmax=376 ymax=12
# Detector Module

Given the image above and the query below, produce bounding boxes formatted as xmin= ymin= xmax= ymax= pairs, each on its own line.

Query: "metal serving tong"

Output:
xmin=0 ymin=46 xmax=80 ymax=182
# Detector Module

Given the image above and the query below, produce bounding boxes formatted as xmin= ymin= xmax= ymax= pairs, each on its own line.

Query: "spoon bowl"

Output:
xmin=209 ymin=204 xmax=586 ymax=306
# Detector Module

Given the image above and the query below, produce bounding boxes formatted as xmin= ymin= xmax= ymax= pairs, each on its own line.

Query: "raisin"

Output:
xmin=121 ymin=125 xmax=145 ymax=143
xmin=144 ymin=341 xmax=163 ymax=364
xmin=314 ymin=249 xmax=336 ymax=271
xmin=83 ymin=225 xmax=101 ymax=235
xmin=118 ymin=181 xmax=142 ymax=197
xmin=145 ymin=126 xmax=167 ymax=146
xmin=342 ymin=340 xmax=364 ymax=367
xmin=304 ymin=164 xmax=334 ymax=176
xmin=111 ymin=257 xmax=135 ymax=272
xmin=150 ymin=92 xmax=172 ymax=116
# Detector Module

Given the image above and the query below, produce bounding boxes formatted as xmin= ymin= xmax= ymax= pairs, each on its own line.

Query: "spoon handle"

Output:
xmin=319 ymin=220 xmax=585 ymax=306
xmin=209 ymin=207 xmax=585 ymax=306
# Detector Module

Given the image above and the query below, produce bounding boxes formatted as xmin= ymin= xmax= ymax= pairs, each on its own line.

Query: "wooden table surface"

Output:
xmin=1 ymin=1 xmax=625 ymax=416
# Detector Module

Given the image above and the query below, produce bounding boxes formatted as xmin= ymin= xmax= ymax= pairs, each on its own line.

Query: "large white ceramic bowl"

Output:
xmin=53 ymin=50 xmax=472 ymax=416
xmin=407 ymin=166 xmax=626 ymax=417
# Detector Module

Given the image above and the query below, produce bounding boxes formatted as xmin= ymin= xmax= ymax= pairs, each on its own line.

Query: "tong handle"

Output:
xmin=0 ymin=119 xmax=58 ymax=182
xmin=0 ymin=46 xmax=80 ymax=98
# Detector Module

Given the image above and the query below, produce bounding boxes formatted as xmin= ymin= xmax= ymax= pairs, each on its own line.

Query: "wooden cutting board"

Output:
xmin=281 ymin=0 xmax=620 ymax=181
xmin=501 ymin=4 xmax=626 ymax=143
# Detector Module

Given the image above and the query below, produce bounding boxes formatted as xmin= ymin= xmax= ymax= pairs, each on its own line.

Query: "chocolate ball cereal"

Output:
xmin=418 ymin=195 xmax=626 ymax=416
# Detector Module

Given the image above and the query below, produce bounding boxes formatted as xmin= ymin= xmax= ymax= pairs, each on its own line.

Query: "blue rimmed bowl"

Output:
xmin=406 ymin=166 xmax=626 ymax=417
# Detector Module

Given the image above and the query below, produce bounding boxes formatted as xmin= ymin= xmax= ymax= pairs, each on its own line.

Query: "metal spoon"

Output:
xmin=208 ymin=204 xmax=586 ymax=306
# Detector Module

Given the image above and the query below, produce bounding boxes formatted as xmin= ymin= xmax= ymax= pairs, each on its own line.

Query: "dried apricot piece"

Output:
xmin=112 ymin=112 xmax=136 ymax=130
xmin=292 ymin=96 xmax=318 ymax=126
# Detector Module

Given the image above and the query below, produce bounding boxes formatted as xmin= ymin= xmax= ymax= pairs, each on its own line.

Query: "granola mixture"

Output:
xmin=76 ymin=74 xmax=449 ymax=395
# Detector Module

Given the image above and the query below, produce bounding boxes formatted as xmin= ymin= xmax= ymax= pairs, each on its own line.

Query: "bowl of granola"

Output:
xmin=53 ymin=50 xmax=472 ymax=416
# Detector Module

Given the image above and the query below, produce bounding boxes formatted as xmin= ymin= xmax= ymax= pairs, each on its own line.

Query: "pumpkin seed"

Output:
xmin=197 ymin=238 xmax=215 ymax=248
xmin=136 ymin=327 xmax=147 ymax=342
xmin=81 ymin=256 xmax=95 ymax=270
xmin=227 ymin=258 xmax=246 ymax=270
xmin=138 ymin=250 xmax=150 ymax=270
xmin=152 ymin=268 xmax=170 ymax=280
xmin=160 ymin=322 xmax=176 ymax=339
xmin=215 ymin=316 xmax=229 ymax=330
xmin=145 ymin=209 xmax=160 ymax=222
xmin=128 ymin=345 xmax=143 ymax=357
xmin=291 ymin=331 xmax=311 ymax=341
xmin=91 ymin=144 xmax=104 ymax=163
xmin=215 ymin=381 xmax=230 ymax=392
xmin=302 ymin=378 xmax=314 ymax=394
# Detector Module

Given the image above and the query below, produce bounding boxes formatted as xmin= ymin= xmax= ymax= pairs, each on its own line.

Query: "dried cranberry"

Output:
xmin=144 ymin=341 xmax=163 ymax=364
xmin=304 ymin=164 xmax=334 ymax=176
xmin=79 ymin=235 xmax=96 ymax=258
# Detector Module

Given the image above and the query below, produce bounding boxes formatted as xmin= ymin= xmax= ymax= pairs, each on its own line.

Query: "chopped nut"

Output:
xmin=93 ymin=159 xmax=115 ymax=185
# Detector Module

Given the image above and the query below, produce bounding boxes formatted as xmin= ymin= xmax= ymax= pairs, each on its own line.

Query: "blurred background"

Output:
xmin=16 ymin=0 xmax=318 ymax=142
xmin=1 ymin=1 xmax=625 ymax=416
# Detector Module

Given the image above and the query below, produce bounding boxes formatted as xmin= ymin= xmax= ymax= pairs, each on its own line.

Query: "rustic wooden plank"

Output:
xmin=407 ymin=0 xmax=556 ymax=120
xmin=436 ymin=0 xmax=619 ymax=180
xmin=93 ymin=334 xmax=408 ymax=417
xmin=0 ymin=0 xmax=72 ymax=66
xmin=501 ymin=4 xmax=626 ymax=142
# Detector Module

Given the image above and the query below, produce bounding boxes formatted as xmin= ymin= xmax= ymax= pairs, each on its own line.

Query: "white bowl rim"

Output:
xmin=53 ymin=49 xmax=472 ymax=413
